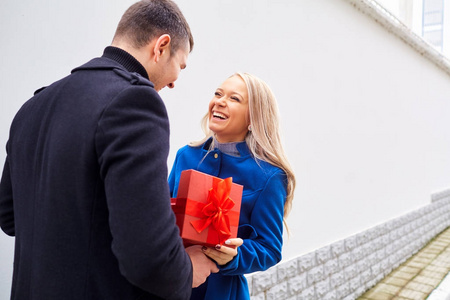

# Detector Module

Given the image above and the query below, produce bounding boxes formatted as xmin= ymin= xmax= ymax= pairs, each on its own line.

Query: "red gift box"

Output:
xmin=171 ymin=169 xmax=243 ymax=247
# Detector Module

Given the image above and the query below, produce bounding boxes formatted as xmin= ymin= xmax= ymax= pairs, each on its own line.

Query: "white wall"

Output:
xmin=444 ymin=0 xmax=450 ymax=56
xmin=376 ymin=0 xmax=450 ymax=56
xmin=1 ymin=0 xmax=450 ymax=298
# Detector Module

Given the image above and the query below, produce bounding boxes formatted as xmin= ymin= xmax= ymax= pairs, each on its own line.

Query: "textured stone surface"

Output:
xmin=246 ymin=197 xmax=450 ymax=299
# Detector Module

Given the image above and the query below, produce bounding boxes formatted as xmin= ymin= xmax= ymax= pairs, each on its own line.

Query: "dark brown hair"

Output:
xmin=114 ymin=0 xmax=194 ymax=55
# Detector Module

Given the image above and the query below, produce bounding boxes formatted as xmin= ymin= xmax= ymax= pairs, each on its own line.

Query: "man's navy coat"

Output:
xmin=0 ymin=47 xmax=192 ymax=299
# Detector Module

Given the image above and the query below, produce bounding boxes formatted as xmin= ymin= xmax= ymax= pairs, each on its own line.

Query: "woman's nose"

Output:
xmin=215 ymin=96 xmax=226 ymax=106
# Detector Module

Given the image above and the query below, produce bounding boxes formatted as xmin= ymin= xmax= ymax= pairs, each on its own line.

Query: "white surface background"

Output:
xmin=1 ymin=0 xmax=450 ymax=298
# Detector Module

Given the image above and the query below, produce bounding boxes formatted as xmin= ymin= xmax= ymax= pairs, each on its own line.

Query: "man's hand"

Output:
xmin=185 ymin=245 xmax=219 ymax=288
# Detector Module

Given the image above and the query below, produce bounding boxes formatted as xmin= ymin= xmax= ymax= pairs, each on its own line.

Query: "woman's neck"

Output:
xmin=213 ymin=136 xmax=244 ymax=157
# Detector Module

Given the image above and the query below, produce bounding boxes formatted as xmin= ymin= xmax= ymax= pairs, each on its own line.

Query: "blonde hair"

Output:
xmin=191 ymin=72 xmax=296 ymax=224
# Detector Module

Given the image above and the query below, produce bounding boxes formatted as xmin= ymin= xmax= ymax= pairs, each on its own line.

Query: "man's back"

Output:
xmin=1 ymin=54 xmax=192 ymax=299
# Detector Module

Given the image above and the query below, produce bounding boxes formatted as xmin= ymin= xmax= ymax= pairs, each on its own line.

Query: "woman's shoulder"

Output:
xmin=238 ymin=158 xmax=285 ymax=185
xmin=176 ymin=142 xmax=205 ymax=155
xmin=262 ymin=164 xmax=287 ymax=186
xmin=174 ymin=141 xmax=209 ymax=163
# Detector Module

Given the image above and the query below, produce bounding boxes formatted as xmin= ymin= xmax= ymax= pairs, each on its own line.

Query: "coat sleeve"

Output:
xmin=0 ymin=152 xmax=15 ymax=236
xmin=168 ymin=151 xmax=179 ymax=197
xmin=168 ymin=147 xmax=187 ymax=197
xmin=95 ymin=86 xmax=192 ymax=299
xmin=219 ymin=169 xmax=286 ymax=275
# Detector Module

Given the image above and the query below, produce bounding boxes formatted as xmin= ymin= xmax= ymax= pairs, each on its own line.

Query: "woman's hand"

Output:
xmin=202 ymin=238 xmax=244 ymax=266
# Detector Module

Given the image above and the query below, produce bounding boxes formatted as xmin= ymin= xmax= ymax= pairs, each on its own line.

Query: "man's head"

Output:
xmin=112 ymin=0 xmax=193 ymax=91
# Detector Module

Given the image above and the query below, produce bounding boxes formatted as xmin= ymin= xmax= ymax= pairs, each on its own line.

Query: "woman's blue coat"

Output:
xmin=168 ymin=138 xmax=287 ymax=300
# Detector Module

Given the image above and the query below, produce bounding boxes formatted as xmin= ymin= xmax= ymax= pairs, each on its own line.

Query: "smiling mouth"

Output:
xmin=213 ymin=111 xmax=228 ymax=120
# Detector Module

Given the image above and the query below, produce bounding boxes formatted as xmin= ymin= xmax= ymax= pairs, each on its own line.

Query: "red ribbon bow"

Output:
xmin=190 ymin=177 xmax=235 ymax=244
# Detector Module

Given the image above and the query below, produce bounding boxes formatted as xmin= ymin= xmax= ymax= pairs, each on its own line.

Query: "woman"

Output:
xmin=168 ymin=72 xmax=295 ymax=299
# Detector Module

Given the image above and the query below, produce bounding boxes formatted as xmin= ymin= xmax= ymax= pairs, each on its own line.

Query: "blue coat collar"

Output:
xmin=202 ymin=137 xmax=251 ymax=157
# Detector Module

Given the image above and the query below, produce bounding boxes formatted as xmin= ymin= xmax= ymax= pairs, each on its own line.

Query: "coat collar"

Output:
xmin=202 ymin=137 xmax=251 ymax=157
xmin=101 ymin=46 xmax=148 ymax=79
xmin=71 ymin=47 xmax=153 ymax=88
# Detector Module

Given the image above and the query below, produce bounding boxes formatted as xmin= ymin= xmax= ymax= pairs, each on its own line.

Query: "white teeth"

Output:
xmin=213 ymin=112 xmax=227 ymax=119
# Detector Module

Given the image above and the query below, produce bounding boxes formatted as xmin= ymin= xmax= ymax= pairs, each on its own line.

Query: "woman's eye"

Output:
xmin=214 ymin=92 xmax=221 ymax=97
xmin=231 ymin=96 xmax=240 ymax=102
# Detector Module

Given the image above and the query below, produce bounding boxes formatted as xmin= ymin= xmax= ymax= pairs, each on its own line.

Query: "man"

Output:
xmin=0 ymin=0 xmax=218 ymax=299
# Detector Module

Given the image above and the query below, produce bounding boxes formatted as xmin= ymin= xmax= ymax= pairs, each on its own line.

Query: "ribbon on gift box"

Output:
xmin=186 ymin=177 xmax=239 ymax=245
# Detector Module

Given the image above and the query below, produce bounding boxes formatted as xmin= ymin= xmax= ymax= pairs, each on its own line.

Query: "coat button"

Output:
xmin=214 ymin=153 xmax=218 ymax=159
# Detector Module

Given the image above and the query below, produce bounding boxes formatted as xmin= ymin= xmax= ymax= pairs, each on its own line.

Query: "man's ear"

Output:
xmin=153 ymin=34 xmax=171 ymax=62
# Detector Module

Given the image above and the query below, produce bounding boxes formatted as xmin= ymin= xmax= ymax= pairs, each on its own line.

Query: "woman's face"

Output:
xmin=208 ymin=75 xmax=250 ymax=143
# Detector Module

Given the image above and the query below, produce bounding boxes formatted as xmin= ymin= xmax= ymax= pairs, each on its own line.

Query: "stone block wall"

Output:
xmin=246 ymin=191 xmax=450 ymax=299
